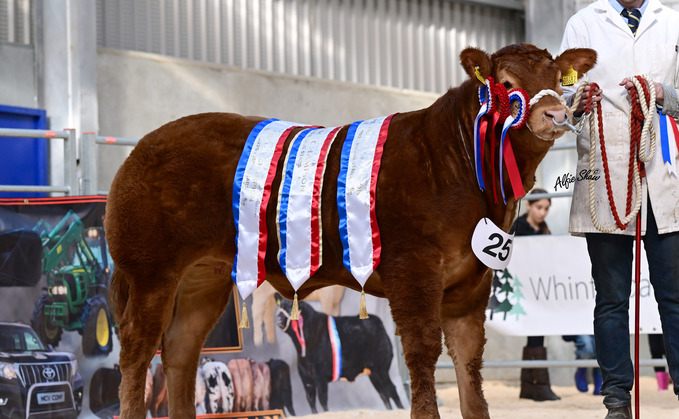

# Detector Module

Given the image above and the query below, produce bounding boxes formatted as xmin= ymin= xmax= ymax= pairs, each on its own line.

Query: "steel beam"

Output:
xmin=444 ymin=0 xmax=525 ymax=11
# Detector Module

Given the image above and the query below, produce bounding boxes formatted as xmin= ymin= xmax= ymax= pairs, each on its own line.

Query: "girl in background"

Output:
xmin=513 ymin=189 xmax=560 ymax=401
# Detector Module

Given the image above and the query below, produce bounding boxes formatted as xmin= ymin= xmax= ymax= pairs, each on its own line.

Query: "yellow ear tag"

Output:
xmin=474 ymin=66 xmax=487 ymax=85
xmin=562 ymin=65 xmax=578 ymax=86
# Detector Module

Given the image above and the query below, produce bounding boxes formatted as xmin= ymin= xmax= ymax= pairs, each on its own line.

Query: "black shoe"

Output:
xmin=605 ymin=405 xmax=632 ymax=419
xmin=519 ymin=346 xmax=560 ymax=401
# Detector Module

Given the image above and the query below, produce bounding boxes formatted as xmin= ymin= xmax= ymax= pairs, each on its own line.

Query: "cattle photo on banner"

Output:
xmin=141 ymin=286 xmax=405 ymax=417
xmin=0 ymin=196 xmax=406 ymax=418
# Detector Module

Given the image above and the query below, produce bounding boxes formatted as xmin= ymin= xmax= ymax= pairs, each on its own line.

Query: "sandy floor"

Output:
xmin=294 ymin=376 xmax=679 ymax=418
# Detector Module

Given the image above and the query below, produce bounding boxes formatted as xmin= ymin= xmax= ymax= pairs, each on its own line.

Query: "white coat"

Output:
xmin=560 ymin=0 xmax=679 ymax=235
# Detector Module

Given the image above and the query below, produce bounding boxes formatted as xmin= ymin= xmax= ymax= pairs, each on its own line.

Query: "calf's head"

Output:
xmin=274 ymin=293 xmax=314 ymax=356
xmin=461 ymin=44 xmax=596 ymax=141
xmin=274 ymin=293 xmax=311 ymax=331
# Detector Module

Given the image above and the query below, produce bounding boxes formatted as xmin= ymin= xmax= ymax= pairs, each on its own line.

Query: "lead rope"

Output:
xmin=577 ymin=76 xmax=656 ymax=233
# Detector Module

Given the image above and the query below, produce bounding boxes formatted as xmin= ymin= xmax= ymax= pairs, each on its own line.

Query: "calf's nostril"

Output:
xmin=544 ymin=109 xmax=567 ymax=124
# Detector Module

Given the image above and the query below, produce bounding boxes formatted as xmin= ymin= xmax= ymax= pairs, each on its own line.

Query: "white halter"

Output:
xmin=527 ymin=88 xmax=579 ymax=139
xmin=276 ymin=306 xmax=295 ymax=332
xmin=529 ymin=89 xmax=566 ymax=107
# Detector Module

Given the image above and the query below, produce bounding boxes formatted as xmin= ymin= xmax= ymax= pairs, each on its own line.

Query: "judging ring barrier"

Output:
xmin=0 ymin=128 xmax=77 ymax=195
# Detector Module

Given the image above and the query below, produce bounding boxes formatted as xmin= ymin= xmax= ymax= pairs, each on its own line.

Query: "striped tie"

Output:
xmin=621 ymin=8 xmax=641 ymax=35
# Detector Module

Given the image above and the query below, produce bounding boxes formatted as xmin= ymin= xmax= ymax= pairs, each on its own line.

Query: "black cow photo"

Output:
xmin=274 ymin=293 xmax=403 ymax=413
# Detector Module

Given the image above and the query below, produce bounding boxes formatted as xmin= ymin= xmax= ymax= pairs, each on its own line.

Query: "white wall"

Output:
xmin=95 ymin=48 xmax=440 ymax=190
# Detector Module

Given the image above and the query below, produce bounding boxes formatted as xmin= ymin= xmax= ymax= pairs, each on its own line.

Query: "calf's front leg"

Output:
xmin=382 ymin=269 xmax=443 ymax=418
xmin=440 ymin=270 xmax=492 ymax=419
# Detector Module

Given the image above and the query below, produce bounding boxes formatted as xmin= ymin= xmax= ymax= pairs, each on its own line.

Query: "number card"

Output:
xmin=471 ymin=217 xmax=515 ymax=269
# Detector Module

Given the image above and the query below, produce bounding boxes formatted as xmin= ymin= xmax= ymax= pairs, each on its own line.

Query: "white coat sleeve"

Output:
xmin=661 ymin=85 xmax=679 ymax=118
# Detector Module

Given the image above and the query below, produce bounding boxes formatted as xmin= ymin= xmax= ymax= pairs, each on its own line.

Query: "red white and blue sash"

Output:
xmin=233 ymin=114 xmax=392 ymax=299
xmin=231 ymin=119 xmax=306 ymax=300
xmin=657 ymin=110 xmax=679 ymax=177
xmin=337 ymin=115 xmax=393 ymax=287
xmin=327 ymin=316 xmax=342 ymax=381
xmin=277 ymin=126 xmax=341 ymax=290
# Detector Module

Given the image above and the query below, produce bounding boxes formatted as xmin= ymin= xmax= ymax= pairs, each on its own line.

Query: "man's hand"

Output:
xmin=574 ymin=83 xmax=602 ymax=116
xmin=619 ymin=78 xmax=664 ymax=105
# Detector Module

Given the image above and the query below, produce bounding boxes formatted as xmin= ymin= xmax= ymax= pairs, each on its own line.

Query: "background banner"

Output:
xmin=485 ymin=235 xmax=662 ymax=336
xmin=0 ymin=197 xmax=407 ymax=418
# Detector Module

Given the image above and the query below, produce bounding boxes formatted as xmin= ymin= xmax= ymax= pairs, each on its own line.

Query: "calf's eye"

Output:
xmin=503 ymin=81 xmax=512 ymax=89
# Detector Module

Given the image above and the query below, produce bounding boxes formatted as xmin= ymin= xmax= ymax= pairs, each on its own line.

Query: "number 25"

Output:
xmin=482 ymin=233 xmax=512 ymax=261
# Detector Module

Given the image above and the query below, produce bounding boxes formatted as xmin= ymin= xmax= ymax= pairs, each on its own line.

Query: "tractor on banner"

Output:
xmin=29 ymin=210 xmax=114 ymax=357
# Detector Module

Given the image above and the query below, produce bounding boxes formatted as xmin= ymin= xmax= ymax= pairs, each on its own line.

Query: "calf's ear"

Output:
xmin=555 ymin=48 xmax=597 ymax=79
xmin=460 ymin=47 xmax=491 ymax=86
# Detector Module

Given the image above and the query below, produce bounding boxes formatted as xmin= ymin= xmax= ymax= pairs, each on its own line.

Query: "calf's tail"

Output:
xmin=108 ymin=268 xmax=130 ymax=324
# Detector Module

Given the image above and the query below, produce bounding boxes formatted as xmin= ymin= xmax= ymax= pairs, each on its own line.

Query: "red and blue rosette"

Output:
xmin=498 ymin=88 xmax=530 ymax=203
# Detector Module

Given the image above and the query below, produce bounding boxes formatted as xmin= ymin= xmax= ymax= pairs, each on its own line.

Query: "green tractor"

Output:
xmin=30 ymin=210 xmax=114 ymax=357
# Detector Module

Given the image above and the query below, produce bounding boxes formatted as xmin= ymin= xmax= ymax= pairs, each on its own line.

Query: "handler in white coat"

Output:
xmin=560 ymin=1 xmax=679 ymax=418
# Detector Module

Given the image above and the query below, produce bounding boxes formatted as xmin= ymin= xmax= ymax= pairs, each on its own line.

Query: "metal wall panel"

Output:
xmin=0 ymin=0 xmax=31 ymax=44
xmin=575 ymin=0 xmax=679 ymax=12
xmin=94 ymin=0 xmax=524 ymax=93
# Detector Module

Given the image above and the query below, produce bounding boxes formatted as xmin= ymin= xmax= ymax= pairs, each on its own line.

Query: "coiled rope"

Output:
xmin=573 ymin=75 xmax=656 ymax=233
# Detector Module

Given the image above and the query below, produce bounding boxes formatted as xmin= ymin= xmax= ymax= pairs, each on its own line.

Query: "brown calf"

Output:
xmin=105 ymin=44 xmax=596 ymax=418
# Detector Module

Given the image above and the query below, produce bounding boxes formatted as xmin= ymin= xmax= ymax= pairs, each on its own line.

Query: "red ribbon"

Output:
xmin=502 ymin=137 xmax=525 ymax=200
xmin=490 ymin=112 xmax=501 ymax=203
xmin=479 ymin=117 xmax=488 ymax=187
xmin=369 ymin=114 xmax=394 ymax=270
xmin=291 ymin=315 xmax=306 ymax=357
xmin=670 ymin=116 xmax=679 ymax=153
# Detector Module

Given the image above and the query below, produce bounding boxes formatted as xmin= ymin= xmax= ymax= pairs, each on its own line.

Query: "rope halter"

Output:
xmin=528 ymin=89 xmax=583 ymax=135
xmin=529 ymin=89 xmax=567 ymax=107
xmin=276 ymin=305 xmax=294 ymax=332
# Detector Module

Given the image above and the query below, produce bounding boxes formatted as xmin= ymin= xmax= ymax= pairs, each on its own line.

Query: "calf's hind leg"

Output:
xmin=440 ymin=273 xmax=492 ymax=419
xmin=160 ymin=260 xmax=233 ymax=417
xmin=116 ymin=269 xmax=179 ymax=419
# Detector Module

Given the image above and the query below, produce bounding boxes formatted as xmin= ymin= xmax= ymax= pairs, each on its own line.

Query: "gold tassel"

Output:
xmin=359 ymin=290 xmax=369 ymax=319
xmin=290 ymin=293 xmax=300 ymax=320
xmin=239 ymin=301 xmax=250 ymax=329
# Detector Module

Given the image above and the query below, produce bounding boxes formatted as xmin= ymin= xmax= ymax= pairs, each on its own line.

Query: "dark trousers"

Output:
xmin=586 ymin=203 xmax=679 ymax=408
